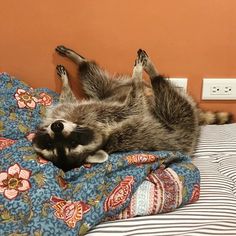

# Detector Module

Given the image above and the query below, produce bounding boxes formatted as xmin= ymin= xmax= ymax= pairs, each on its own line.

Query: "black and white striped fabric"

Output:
xmin=87 ymin=124 xmax=236 ymax=236
xmin=194 ymin=124 xmax=236 ymax=156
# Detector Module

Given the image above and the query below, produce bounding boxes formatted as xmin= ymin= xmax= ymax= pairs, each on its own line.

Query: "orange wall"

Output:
xmin=0 ymin=0 xmax=236 ymax=119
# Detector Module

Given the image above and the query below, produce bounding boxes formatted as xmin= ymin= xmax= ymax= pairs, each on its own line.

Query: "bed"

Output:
xmin=88 ymin=124 xmax=236 ymax=236
xmin=0 ymin=73 xmax=236 ymax=235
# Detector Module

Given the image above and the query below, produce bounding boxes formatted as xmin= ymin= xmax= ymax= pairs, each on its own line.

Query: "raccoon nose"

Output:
xmin=51 ymin=121 xmax=64 ymax=133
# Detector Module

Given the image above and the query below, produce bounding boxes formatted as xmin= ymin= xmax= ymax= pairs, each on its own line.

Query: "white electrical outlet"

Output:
xmin=202 ymin=78 xmax=236 ymax=100
xmin=168 ymin=78 xmax=188 ymax=91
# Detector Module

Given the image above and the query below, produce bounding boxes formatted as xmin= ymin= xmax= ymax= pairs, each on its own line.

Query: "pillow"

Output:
xmin=0 ymin=72 xmax=58 ymax=139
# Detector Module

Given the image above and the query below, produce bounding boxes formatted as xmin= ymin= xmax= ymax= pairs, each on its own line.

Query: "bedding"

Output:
xmin=87 ymin=124 xmax=236 ymax=236
xmin=0 ymin=73 xmax=201 ymax=235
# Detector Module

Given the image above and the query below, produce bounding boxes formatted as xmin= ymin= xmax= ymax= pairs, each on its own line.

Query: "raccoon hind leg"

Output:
xmin=132 ymin=50 xmax=145 ymax=81
xmin=56 ymin=45 xmax=120 ymax=101
xmin=139 ymin=49 xmax=197 ymax=130
xmin=123 ymin=50 xmax=147 ymax=113
xmin=137 ymin=49 xmax=160 ymax=79
xmin=152 ymin=74 xmax=196 ymax=130
xmin=56 ymin=65 xmax=77 ymax=103
xmin=130 ymin=49 xmax=148 ymax=95
xmin=56 ymin=45 xmax=86 ymax=64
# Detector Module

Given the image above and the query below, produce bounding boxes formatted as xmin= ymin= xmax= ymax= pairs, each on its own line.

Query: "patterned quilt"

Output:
xmin=0 ymin=73 xmax=200 ymax=235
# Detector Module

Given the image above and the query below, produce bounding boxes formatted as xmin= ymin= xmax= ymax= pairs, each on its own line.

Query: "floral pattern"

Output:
xmin=26 ymin=132 xmax=35 ymax=142
xmin=104 ymin=176 xmax=134 ymax=212
xmin=126 ymin=154 xmax=157 ymax=165
xmin=0 ymin=163 xmax=31 ymax=200
xmin=0 ymin=73 xmax=200 ymax=235
xmin=14 ymin=89 xmax=53 ymax=110
xmin=38 ymin=92 xmax=53 ymax=106
xmin=14 ymin=88 xmax=38 ymax=109
xmin=0 ymin=137 xmax=16 ymax=150
xmin=51 ymin=196 xmax=91 ymax=228
xmin=189 ymin=183 xmax=200 ymax=203
xmin=0 ymin=73 xmax=58 ymax=139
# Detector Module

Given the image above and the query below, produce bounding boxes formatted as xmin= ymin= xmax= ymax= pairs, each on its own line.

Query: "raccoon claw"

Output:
xmin=56 ymin=65 xmax=67 ymax=77
xmin=137 ymin=49 xmax=149 ymax=58
xmin=55 ymin=45 xmax=70 ymax=57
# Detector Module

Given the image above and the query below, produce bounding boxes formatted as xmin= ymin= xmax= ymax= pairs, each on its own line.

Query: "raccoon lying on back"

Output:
xmin=33 ymin=46 xmax=200 ymax=172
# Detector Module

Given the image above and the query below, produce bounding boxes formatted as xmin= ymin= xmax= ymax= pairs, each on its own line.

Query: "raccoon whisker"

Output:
xmin=37 ymin=128 xmax=47 ymax=134
xmin=75 ymin=127 xmax=90 ymax=133
xmin=38 ymin=128 xmax=47 ymax=132
xmin=75 ymin=126 xmax=86 ymax=130
xmin=75 ymin=128 xmax=84 ymax=132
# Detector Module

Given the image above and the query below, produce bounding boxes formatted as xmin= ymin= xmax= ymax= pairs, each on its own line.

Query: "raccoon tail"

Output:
xmin=198 ymin=109 xmax=233 ymax=125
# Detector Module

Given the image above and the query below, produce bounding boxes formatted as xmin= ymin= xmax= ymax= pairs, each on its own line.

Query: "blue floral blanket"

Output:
xmin=0 ymin=73 xmax=200 ymax=235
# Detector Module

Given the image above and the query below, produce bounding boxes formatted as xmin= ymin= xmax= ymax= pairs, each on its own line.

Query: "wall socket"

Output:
xmin=168 ymin=78 xmax=188 ymax=91
xmin=202 ymin=78 xmax=236 ymax=100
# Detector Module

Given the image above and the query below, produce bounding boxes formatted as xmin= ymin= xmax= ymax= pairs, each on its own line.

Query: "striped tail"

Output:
xmin=198 ymin=109 xmax=233 ymax=125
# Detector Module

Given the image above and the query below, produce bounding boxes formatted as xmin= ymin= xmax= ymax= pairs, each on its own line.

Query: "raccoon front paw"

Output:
xmin=136 ymin=49 xmax=149 ymax=67
xmin=133 ymin=50 xmax=146 ymax=75
xmin=55 ymin=45 xmax=71 ymax=57
xmin=56 ymin=65 xmax=67 ymax=78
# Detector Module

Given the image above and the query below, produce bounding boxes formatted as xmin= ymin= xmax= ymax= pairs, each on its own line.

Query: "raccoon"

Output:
xmin=198 ymin=109 xmax=233 ymax=125
xmin=32 ymin=46 xmax=200 ymax=172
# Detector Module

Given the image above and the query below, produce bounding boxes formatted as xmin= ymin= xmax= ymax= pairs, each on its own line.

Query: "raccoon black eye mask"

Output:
xmin=33 ymin=119 xmax=108 ymax=172
xmin=33 ymin=46 xmax=200 ymax=172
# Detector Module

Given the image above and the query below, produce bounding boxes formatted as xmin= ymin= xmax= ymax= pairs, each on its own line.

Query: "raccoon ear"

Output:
xmin=86 ymin=150 xmax=109 ymax=163
xmin=77 ymin=127 xmax=94 ymax=145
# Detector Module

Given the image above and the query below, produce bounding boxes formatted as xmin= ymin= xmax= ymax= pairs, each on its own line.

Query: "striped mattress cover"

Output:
xmin=87 ymin=124 xmax=236 ymax=236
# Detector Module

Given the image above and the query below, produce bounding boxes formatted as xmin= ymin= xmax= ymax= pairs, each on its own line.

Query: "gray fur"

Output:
xmin=33 ymin=46 xmax=200 ymax=171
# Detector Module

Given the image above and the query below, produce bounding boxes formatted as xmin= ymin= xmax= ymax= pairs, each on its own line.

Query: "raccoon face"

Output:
xmin=32 ymin=119 xmax=95 ymax=171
